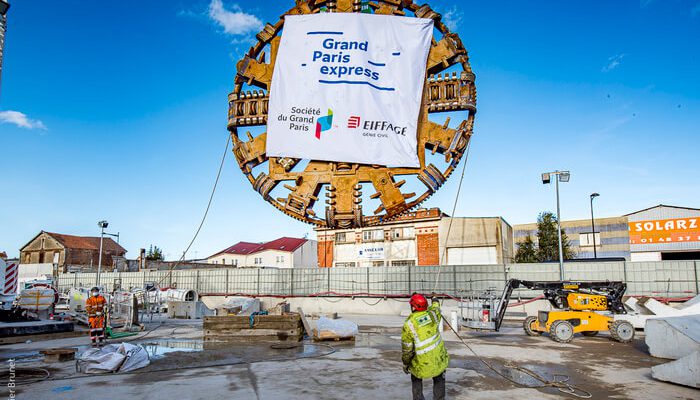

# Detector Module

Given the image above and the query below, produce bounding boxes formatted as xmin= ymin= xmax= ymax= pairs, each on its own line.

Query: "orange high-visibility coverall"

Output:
xmin=86 ymin=295 xmax=106 ymax=335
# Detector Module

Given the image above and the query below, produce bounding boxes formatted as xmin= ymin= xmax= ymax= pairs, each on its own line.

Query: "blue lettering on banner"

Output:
xmin=306 ymin=31 xmax=393 ymax=90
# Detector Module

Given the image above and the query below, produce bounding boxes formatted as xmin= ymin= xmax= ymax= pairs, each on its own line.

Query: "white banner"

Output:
xmin=266 ymin=13 xmax=433 ymax=167
xmin=358 ymin=245 xmax=385 ymax=260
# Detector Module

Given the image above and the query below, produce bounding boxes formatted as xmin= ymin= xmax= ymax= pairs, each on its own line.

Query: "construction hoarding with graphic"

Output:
xmin=266 ymin=13 xmax=433 ymax=167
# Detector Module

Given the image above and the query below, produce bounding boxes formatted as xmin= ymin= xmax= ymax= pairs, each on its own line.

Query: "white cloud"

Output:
xmin=208 ymin=0 xmax=262 ymax=36
xmin=442 ymin=7 xmax=463 ymax=32
xmin=602 ymin=53 xmax=626 ymax=72
xmin=0 ymin=110 xmax=47 ymax=130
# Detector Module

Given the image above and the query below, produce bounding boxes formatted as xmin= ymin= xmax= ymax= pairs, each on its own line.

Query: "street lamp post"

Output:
xmin=590 ymin=193 xmax=600 ymax=259
xmin=541 ymin=170 xmax=570 ymax=281
xmin=97 ymin=220 xmax=108 ymax=286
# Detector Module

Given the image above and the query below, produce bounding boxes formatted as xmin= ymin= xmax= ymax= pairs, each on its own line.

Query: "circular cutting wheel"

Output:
xmin=549 ymin=320 xmax=575 ymax=343
xmin=609 ymin=320 xmax=635 ymax=343
xmin=227 ymin=0 xmax=476 ymax=229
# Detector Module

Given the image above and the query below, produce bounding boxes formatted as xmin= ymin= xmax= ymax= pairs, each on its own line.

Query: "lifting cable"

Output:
xmin=428 ymin=138 xmax=592 ymax=398
xmin=433 ymin=139 xmax=471 ymax=291
xmin=154 ymin=134 xmax=231 ymax=288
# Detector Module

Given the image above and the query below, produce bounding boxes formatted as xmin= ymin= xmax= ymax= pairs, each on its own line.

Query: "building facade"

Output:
xmin=514 ymin=216 xmax=630 ymax=260
xmin=513 ymin=205 xmax=700 ymax=261
xmin=316 ymin=208 xmax=513 ymax=267
xmin=207 ymin=237 xmax=317 ymax=268
xmin=626 ymin=205 xmax=700 ymax=261
xmin=19 ymin=231 xmax=126 ymax=271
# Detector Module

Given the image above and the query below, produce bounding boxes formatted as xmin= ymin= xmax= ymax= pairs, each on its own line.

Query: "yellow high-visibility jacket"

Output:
xmin=401 ymin=301 xmax=449 ymax=379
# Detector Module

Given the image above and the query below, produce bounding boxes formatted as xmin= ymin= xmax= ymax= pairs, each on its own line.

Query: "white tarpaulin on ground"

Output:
xmin=266 ymin=13 xmax=433 ymax=167
xmin=78 ymin=343 xmax=150 ymax=374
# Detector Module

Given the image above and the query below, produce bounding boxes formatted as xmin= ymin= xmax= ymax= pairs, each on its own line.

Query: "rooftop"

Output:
xmin=209 ymin=237 xmax=308 ymax=258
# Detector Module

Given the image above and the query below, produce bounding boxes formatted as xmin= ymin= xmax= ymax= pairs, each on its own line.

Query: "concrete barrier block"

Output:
xmin=651 ymin=351 xmax=700 ymax=388
xmin=645 ymin=315 xmax=700 ymax=359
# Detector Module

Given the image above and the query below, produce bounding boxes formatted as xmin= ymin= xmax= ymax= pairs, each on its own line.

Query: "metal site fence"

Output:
xmin=55 ymin=260 xmax=700 ymax=299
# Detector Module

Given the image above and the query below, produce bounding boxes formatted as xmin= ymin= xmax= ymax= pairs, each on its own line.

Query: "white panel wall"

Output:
xmin=631 ymin=252 xmax=663 ymax=262
xmin=293 ymin=241 xmax=318 ymax=268
xmin=447 ymin=247 xmax=497 ymax=265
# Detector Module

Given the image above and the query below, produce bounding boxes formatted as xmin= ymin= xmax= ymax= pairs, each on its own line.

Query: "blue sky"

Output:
xmin=1 ymin=0 xmax=699 ymax=259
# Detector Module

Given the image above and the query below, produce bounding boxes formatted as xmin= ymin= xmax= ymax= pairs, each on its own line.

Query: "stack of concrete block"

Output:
xmin=645 ymin=310 xmax=700 ymax=388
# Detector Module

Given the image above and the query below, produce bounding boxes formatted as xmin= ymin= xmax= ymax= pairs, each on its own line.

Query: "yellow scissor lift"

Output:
xmin=495 ymin=280 xmax=635 ymax=343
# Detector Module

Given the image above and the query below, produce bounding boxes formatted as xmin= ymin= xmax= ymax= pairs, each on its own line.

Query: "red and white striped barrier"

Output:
xmin=2 ymin=262 xmax=18 ymax=296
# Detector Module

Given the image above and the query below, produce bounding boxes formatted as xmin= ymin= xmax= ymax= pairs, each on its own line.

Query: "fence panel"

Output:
xmin=454 ymin=265 xmax=505 ymax=297
xmin=562 ymin=262 xmax=625 ymax=282
xmin=54 ymin=261 xmax=699 ymax=298
xmin=625 ymin=261 xmax=696 ymax=297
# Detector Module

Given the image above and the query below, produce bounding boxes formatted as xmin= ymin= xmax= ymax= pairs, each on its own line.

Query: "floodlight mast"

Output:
xmin=541 ymin=170 xmax=570 ymax=280
xmin=590 ymin=192 xmax=600 ymax=258
xmin=96 ymin=220 xmax=108 ymax=285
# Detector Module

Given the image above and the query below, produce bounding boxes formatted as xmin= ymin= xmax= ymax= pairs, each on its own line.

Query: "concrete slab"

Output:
xmin=0 ymin=315 xmax=698 ymax=400
xmin=679 ymin=294 xmax=700 ymax=309
xmin=651 ymin=351 xmax=700 ymax=388
xmin=645 ymin=315 xmax=700 ymax=359
xmin=0 ymin=320 xmax=74 ymax=337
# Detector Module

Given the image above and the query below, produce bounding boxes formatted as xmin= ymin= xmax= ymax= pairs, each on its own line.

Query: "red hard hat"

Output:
xmin=409 ymin=294 xmax=428 ymax=311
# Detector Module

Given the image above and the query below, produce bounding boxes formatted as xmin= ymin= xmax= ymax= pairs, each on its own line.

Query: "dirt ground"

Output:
xmin=0 ymin=316 xmax=697 ymax=400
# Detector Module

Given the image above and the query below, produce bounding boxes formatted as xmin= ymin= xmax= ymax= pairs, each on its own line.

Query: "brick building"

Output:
xmin=19 ymin=231 xmax=126 ymax=271
xmin=316 ymin=208 xmax=513 ymax=267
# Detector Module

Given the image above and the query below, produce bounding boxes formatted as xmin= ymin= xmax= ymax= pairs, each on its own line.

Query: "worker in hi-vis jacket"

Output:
xmin=402 ymin=293 xmax=449 ymax=400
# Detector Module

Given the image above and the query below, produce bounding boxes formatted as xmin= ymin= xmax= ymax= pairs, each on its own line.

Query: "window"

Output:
xmin=392 ymin=227 xmax=415 ymax=240
xmin=335 ymin=262 xmax=356 ymax=268
xmin=579 ymin=233 xmax=601 ymax=247
xmin=372 ymin=261 xmax=385 ymax=267
xmin=362 ymin=229 xmax=384 ymax=242
xmin=335 ymin=232 xmax=349 ymax=243
xmin=233 ymin=259 xmax=238 ymax=267
xmin=391 ymin=260 xmax=416 ymax=267
xmin=254 ymin=257 xmax=262 ymax=265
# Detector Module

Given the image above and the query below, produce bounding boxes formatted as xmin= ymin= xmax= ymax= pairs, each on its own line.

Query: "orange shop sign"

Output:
xmin=629 ymin=217 xmax=700 ymax=244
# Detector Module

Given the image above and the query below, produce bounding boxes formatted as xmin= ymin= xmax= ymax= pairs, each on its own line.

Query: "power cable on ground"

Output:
xmin=443 ymin=310 xmax=591 ymax=398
